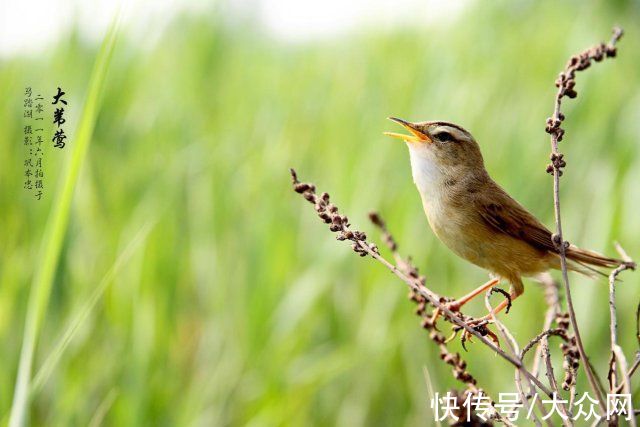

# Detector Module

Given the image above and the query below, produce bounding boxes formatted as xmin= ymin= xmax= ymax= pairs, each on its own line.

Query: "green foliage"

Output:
xmin=1 ymin=1 xmax=639 ymax=425
xmin=7 ymin=20 xmax=119 ymax=427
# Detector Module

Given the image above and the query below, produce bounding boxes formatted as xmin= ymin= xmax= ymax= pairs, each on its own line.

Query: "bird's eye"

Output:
xmin=434 ymin=131 xmax=454 ymax=142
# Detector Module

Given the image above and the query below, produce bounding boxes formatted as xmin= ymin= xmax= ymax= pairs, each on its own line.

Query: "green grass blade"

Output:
xmin=30 ymin=221 xmax=155 ymax=396
xmin=88 ymin=388 xmax=119 ymax=427
xmin=8 ymin=20 xmax=120 ymax=427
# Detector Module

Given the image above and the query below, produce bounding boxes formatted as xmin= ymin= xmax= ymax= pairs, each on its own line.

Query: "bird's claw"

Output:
xmin=448 ymin=317 xmax=500 ymax=351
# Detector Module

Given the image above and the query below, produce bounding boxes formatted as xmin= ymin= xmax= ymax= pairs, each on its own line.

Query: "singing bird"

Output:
xmin=385 ymin=117 xmax=624 ymax=319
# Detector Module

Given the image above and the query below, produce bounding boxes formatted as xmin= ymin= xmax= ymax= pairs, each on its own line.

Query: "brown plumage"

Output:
xmin=476 ymin=178 xmax=621 ymax=272
xmin=385 ymin=117 xmax=624 ymax=316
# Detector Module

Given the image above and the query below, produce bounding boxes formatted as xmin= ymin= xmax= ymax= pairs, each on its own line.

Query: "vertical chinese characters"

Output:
xmin=23 ymin=87 xmax=45 ymax=200
xmin=23 ymin=87 xmax=33 ymax=192
xmin=52 ymin=87 xmax=68 ymax=149
xmin=34 ymin=92 xmax=45 ymax=200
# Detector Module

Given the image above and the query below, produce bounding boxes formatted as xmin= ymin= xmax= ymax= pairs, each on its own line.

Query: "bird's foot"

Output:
xmin=446 ymin=316 xmax=500 ymax=351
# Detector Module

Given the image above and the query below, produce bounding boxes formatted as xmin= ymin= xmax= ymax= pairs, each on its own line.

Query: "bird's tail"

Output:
xmin=564 ymin=245 xmax=631 ymax=279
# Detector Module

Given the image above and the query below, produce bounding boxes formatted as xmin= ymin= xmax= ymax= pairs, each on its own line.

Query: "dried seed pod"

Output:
xmin=294 ymin=183 xmax=310 ymax=193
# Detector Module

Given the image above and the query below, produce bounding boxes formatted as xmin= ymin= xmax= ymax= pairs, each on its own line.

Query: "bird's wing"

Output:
xmin=476 ymin=181 xmax=624 ymax=270
xmin=475 ymin=183 xmax=556 ymax=253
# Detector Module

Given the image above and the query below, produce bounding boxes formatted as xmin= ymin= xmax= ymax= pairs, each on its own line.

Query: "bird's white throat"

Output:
xmin=408 ymin=144 xmax=444 ymax=201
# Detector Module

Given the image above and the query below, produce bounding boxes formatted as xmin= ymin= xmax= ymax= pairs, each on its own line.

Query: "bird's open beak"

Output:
xmin=384 ymin=117 xmax=431 ymax=143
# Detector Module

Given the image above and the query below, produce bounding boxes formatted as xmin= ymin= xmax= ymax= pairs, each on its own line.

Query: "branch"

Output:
xmin=607 ymin=244 xmax=635 ymax=392
xmin=613 ymin=346 xmax=637 ymax=427
xmin=484 ymin=289 xmax=547 ymax=427
xmin=544 ymin=26 xmax=624 ymax=415
xmin=369 ymin=212 xmax=481 ymax=389
xmin=369 ymin=212 xmax=513 ymax=424
xmin=519 ymin=324 xmax=574 ymax=424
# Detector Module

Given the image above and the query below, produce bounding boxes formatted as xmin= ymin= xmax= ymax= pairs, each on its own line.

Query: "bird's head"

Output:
xmin=384 ymin=117 xmax=485 ymax=170
xmin=384 ymin=117 xmax=487 ymax=196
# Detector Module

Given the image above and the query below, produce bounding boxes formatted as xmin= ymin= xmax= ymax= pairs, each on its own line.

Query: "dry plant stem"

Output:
xmin=513 ymin=295 xmax=572 ymax=423
xmin=542 ymin=337 xmax=573 ymax=424
xmin=367 ymin=212 xmax=412 ymax=275
xmin=520 ymin=328 xmax=572 ymax=425
xmin=549 ymin=79 xmax=603 ymax=414
xmin=545 ymin=26 xmax=624 ymax=415
xmin=544 ymin=282 xmax=577 ymax=407
xmin=359 ymin=240 xmax=557 ymax=392
xmin=531 ymin=278 xmax=565 ymax=427
xmin=541 ymin=340 xmax=574 ymax=424
xmin=607 ymin=243 xmax=636 ymax=405
xmin=520 ymin=329 xmax=569 ymax=359
xmin=365 ymin=232 xmax=560 ymax=397
xmin=514 ymin=369 xmax=550 ymax=427
xmin=370 ymin=213 xmax=511 ymax=425
xmin=369 ymin=213 xmax=478 ymax=387
xmin=613 ymin=346 xmax=636 ymax=427
xmin=533 ymin=278 xmax=561 ymax=377
xmin=637 ymin=303 xmax=640 ymax=348
xmin=531 ymin=277 xmax=575 ymax=396
xmin=622 ymin=354 xmax=640 ymax=388
xmin=536 ymin=280 xmax=574 ymax=421
xmin=521 ymin=328 xmax=575 ymax=425
xmin=290 ymin=169 xmax=553 ymax=398
xmin=521 ymin=276 xmax=579 ymax=424
xmin=484 ymin=291 xmax=547 ymax=427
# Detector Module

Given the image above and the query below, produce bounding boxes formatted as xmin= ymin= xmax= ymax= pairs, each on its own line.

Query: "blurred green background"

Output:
xmin=1 ymin=0 xmax=640 ymax=425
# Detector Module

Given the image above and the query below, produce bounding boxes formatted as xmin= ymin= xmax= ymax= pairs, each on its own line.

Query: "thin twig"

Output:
xmin=607 ymin=243 xmax=635 ymax=400
xmin=530 ymin=276 xmax=564 ymax=427
xmin=370 ymin=212 xmax=512 ymax=424
xmin=484 ymin=290 xmax=546 ymax=427
xmin=520 ymin=329 xmax=569 ymax=361
xmin=612 ymin=250 xmax=639 ymax=392
xmin=370 ymin=213 xmax=478 ymax=387
xmin=544 ymin=26 xmax=624 ymax=415
xmin=361 ymin=238 xmax=554 ymax=395
xmin=532 ymin=278 xmax=559 ymax=378
xmin=613 ymin=346 xmax=636 ymax=427
xmin=615 ymin=352 xmax=639 ymax=394
xmin=627 ymin=353 xmax=640 ymax=380
xmin=637 ymin=301 xmax=640 ymax=349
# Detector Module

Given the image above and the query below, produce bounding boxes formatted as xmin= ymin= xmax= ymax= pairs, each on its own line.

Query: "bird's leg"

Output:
xmin=448 ymin=277 xmax=501 ymax=311
xmin=477 ymin=287 xmax=522 ymax=322
xmin=429 ymin=278 xmax=500 ymax=325
xmin=449 ymin=284 xmax=522 ymax=348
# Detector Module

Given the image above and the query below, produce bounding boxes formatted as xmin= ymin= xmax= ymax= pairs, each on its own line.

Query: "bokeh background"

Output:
xmin=1 ymin=0 xmax=640 ymax=425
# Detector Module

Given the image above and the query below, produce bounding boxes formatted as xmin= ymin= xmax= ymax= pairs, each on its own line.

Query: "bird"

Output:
xmin=384 ymin=116 xmax=626 ymax=322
